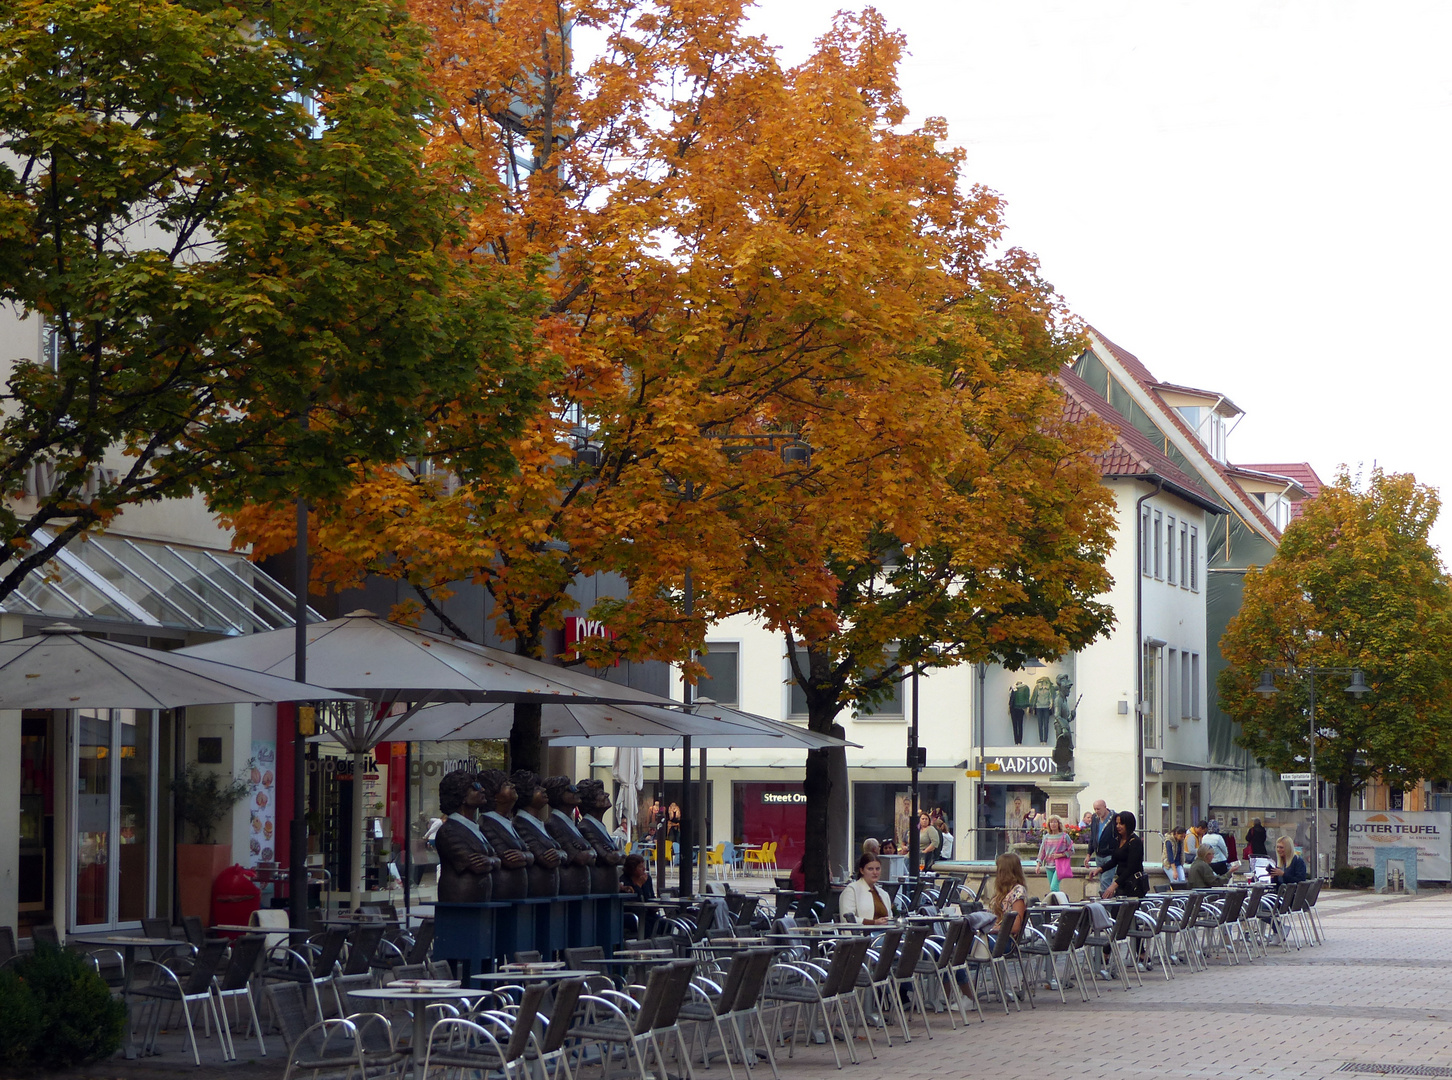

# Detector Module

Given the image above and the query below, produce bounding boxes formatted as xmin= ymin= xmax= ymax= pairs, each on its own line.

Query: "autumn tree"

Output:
xmin=0 ymin=0 xmax=541 ymax=599
xmin=1218 ymin=468 xmax=1452 ymax=869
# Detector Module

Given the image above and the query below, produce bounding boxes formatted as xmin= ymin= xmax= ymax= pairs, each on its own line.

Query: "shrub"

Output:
xmin=1331 ymin=865 xmax=1377 ymax=889
xmin=13 ymin=944 xmax=126 ymax=1070
xmin=0 ymin=968 xmax=42 ymax=1069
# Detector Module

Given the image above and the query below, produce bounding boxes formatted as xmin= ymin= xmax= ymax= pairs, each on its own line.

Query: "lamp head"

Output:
xmin=1254 ymin=670 xmax=1278 ymax=697
xmin=1345 ymin=670 xmax=1371 ymax=697
xmin=779 ymin=442 xmax=811 ymax=466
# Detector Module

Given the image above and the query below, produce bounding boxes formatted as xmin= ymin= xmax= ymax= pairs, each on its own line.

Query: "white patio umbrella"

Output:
xmin=611 ymin=747 xmax=644 ymax=843
xmin=0 ymin=624 xmax=360 ymax=709
xmin=177 ymin=610 xmax=676 ymax=907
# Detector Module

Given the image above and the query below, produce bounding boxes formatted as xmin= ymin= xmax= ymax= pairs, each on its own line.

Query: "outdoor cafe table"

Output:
xmin=581 ymin=955 xmax=681 ymax=986
xmin=347 ymin=985 xmax=491 ymax=1080
xmin=92 ymin=935 xmax=190 ymax=1060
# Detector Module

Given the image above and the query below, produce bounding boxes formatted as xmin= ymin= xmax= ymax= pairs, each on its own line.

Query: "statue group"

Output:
xmin=434 ymin=768 xmax=623 ymax=903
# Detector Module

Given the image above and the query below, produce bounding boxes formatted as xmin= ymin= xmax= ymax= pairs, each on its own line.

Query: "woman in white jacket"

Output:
xmin=838 ymin=853 xmax=894 ymax=924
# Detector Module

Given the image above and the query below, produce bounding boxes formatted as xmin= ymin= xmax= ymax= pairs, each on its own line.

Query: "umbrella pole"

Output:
xmin=403 ymin=741 xmax=412 ymax=920
xmin=351 ymin=746 xmax=366 ymax=911
xmin=655 ymin=749 xmax=665 ymax=898
xmin=698 ymin=747 xmax=708 ymax=895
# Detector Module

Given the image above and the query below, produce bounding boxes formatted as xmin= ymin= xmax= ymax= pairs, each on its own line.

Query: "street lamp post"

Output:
xmin=1254 ymin=665 xmax=1370 ymax=874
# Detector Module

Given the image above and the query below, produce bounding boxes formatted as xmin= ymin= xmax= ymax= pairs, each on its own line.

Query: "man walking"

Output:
xmin=1084 ymin=800 xmax=1117 ymax=893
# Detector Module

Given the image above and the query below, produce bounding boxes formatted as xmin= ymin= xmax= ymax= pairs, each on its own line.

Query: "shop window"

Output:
xmin=853 ymin=781 xmax=957 ymax=857
xmin=697 ymin=642 xmax=739 ymax=706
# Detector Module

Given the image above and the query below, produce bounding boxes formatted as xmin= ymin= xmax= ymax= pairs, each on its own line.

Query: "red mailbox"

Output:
xmin=211 ymin=864 xmax=261 ymax=936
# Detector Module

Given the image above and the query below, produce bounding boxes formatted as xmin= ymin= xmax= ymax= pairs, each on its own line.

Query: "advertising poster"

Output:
xmin=1320 ymin=811 xmax=1452 ymax=881
xmin=248 ymin=740 xmax=277 ymax=866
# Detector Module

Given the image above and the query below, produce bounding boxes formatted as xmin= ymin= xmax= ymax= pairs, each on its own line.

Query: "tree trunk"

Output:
xmin=1335 ymin=777 xmax=1355 ymax=870
xmin=802 ymin=745 xmax=833 ymax=895
xmin=510 ymin=701 xmax=542 ymax=775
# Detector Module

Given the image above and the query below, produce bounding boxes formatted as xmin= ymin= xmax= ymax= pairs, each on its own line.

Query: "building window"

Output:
xmin=697 ymin=642 xmax=739 ymax=707
xmin=1142 ymin=644 xmax=1158 ymax=748
xmin=1140 ymin=505 xmax=1152 ymax=577
xmin=1181 ymin=653 xmax=1191 ymax=720
xmin=1179 ymin=522 xmax=1188 ymax=587
xmin=1166 ymin=516 xmax=1176 ymax=585
xmin=855 ymin=648 xmax=904 ymax=719
xmin=787 ymin=648 xmax=809 ymax=719
xmin=1167 ymin=649 xmax=1178 ymax=726
xmin=1189 ymin=527 xmax=1199 ymax=591
xmin=1190 ymin=653 xmax=1201 ymax=719
xmin=1153 ymin=511 xmax=1163 ymax=580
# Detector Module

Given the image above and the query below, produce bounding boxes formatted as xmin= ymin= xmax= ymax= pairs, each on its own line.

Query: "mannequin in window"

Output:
xmin=1032 ymin=675 xmax=1056 ymax=743
xmin=510 ymin=770 xmax=566 ymax=897
xmin=474 ymin=769 xmax=532 ymax=900
xmin=1009 ymin=682 xmax=1031 ymax=745
xmin=434 ymin=769 xmax=500 ymax=903
xmin=542 ymin=776 xmax=596 ymax=896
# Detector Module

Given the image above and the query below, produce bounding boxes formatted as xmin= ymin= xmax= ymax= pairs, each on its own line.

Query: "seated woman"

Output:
xmin=1164 ymin=826 xmax=1188 ymax=884
xmin=988 ymin=852 xmax=1029 ymax=941
xmin=1184 ymin=843 xmax=1231 ymax=889
xmin=838 ymin=854 xmax=894 ymax=924
xmin=1267 ymin=835 xmax=1308 ymax=884
xmin=620 ymin=853 xmax=655 ymax=901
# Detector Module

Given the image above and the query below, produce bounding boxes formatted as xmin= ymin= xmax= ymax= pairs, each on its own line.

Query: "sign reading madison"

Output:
xmin=985 ymin=756 xmax=1055 ymax=775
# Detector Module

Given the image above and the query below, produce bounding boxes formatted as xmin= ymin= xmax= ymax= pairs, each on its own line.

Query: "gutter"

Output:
xmin=1134 ymin=477 xmax=1165 ymax=830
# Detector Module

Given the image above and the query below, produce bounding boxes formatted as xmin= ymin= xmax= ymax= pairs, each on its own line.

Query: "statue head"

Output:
xmin=511 ymin=770 xmax=549 ymax=814
xmin=577 ymin=778 xmax=611 ymax=816
xmin=543 ymin=775 xmax=580 ymax=811
xmin=476 ymin=769 xmax=517 ymax=814
xmin=438 ymin=768 xmax=477 ymax=816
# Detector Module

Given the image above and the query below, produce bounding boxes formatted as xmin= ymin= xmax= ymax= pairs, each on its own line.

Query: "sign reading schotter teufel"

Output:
xmin=1320 ymin=811 xmax=1452 ymax=881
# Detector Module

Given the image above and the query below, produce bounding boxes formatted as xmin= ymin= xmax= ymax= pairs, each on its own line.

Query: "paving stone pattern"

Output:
xmin=767 ymin=891 xmax=1452 ymax=1080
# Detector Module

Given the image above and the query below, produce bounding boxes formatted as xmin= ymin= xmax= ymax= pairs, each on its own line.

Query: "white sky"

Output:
xmin=744 ymin=1 xmax=1452 ymax=555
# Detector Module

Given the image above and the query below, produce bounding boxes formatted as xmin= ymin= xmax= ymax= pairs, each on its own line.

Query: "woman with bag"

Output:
xmin=1035 ymin=815 xmax=1075 ymax=892
xmin=1098 ymin=810 xmax=1149 ymax=899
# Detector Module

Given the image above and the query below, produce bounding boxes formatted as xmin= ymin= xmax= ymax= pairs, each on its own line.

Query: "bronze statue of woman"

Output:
xmin=509 ymin=770 xmax=566 ymax=897
xmin=576 ymin=779 xmax=624 ymax=894
xmin=433 ymin=769 xmax=499 ymax=903
xmin=475 ymin=769 xmax=532 ymax=900
xmin=542 ymin=776 xmax=596 ymax=896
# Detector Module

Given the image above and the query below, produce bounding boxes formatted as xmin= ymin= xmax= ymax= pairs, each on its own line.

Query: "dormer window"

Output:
xmin=1255 ymin=491 xmax=1293 ymax=531
xmin=1177 ymin=405 xmax=1227 ymax=462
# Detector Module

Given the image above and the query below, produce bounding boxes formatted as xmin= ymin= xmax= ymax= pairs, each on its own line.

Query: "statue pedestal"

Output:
xmin=1037 ymin=781 xmax=1090 ymax=827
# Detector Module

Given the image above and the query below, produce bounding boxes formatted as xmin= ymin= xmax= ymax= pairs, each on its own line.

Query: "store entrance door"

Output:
xmin=71 ymin=709 xmax=157 ymax=931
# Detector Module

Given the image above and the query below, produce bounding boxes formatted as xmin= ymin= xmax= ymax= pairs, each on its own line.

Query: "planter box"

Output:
xmin=176 ymin=844 xmax=232 ymax=920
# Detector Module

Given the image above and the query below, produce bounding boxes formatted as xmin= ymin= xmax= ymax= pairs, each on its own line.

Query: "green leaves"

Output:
xmin=0 ymin=0 xmax=544 ymax=599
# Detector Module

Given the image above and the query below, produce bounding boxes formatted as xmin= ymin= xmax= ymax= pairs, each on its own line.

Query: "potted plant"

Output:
xmin=172 ymin=763 xmax=251 ymax=918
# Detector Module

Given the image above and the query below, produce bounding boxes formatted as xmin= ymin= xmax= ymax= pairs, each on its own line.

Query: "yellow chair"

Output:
xmin=742 ymin=843 xmax=765 ymax=876
xmin=706 ymin=843 xmax=726 ymax=880
xmin=763 ymin=840 xmax=779 ymax=874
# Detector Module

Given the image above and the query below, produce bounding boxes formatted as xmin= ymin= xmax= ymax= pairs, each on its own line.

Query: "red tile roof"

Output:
xmin=1085 ymin=327 xmax=1284 ymax=539
xmin=1058 ymin=367 xmax=1222 ymax=512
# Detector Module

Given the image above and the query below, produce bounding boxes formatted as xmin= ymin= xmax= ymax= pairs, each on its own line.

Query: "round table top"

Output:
xmin=469 ymin=969 xmax=598 ymax=983
xmin=583 ymin=956 xmax=680 ymax=967
xmin=91 ymin=936 xmax=182 ymax=947
xmin=348 ymin=986 xmax=488 ymax=1001
xmin=210 ymin=924 xmax=312 ymax=935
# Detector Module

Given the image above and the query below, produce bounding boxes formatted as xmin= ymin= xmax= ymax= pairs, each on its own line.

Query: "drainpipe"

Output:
xmin=1134 ymin=478 xmax=1165 ymax=829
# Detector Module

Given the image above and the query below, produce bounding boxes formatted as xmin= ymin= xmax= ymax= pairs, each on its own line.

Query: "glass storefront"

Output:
xmin=851 ymin=782 xmax=957 ymax=854
xmin=731 ymin=782 xmax=806 ymax=869
xmin=71 ymin=708 xmax=171 ymax=930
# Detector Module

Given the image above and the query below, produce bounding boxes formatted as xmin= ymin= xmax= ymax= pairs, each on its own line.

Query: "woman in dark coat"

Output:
xmin=1099 ymin=810 xmax=1149 ymax=898
xmin=1245 ymin=818 xmax=1269 ymax=858
xmin=433 ymin=769 xmax=499 ymax=903
xmin=542 ymin=776 xmax=596 ymax=895
xmin=510 ymin=770 xmax=566 ymax=897
xmin=576 ymin=779 xmax=625 ymax=894
xmin=475 ymin=769 xmax=532 ymax=900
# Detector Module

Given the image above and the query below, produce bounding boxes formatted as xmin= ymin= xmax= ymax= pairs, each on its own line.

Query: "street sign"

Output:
xmin=1280 ymin=772 xmax=1313 ymax=782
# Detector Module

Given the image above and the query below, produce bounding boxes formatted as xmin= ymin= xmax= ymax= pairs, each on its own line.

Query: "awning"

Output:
xmin=0 ymin=529 xmax=316 ymax=636
xmin=1163 ymin=760 xmax=1244 ymax=773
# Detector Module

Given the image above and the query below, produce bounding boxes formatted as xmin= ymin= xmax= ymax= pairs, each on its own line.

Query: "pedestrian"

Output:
xmin=1035 ymin=815 xmax=1075 ymax=892
xmin=1163 ymin=825 xmax=1188 ymax=884
xmin=1099 ymin=810 xmax=1149 ymax=899
xmin=919 ymin=811 xmax=941 ymax=869
xmin=1245 ymin=818 xmax=1269 ymax=857
xmin=938 ymin=818 xmax=956 ymax=861
xmin=1084 ymin=800 xmax=1118 ymax=893
xmin=1202 ymin=823 xmax=1230 ymax=876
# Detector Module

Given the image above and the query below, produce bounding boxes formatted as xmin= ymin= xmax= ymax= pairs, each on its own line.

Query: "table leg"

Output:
xmin=413 ymin=1007 xmax=428 ymax=1080
xmin=121 ymin=944 xmax=138 ymax=1060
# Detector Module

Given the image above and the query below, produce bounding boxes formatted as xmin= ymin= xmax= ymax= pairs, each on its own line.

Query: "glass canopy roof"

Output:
xmin=2 ymin=529 xmax=317 ymax=636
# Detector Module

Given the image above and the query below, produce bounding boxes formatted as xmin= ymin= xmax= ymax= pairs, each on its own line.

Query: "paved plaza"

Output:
xmin=770 ymin=890 xmax=1452 ymax=1080
xmin=59 ymin=889 xmax=1452 ymax=1080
